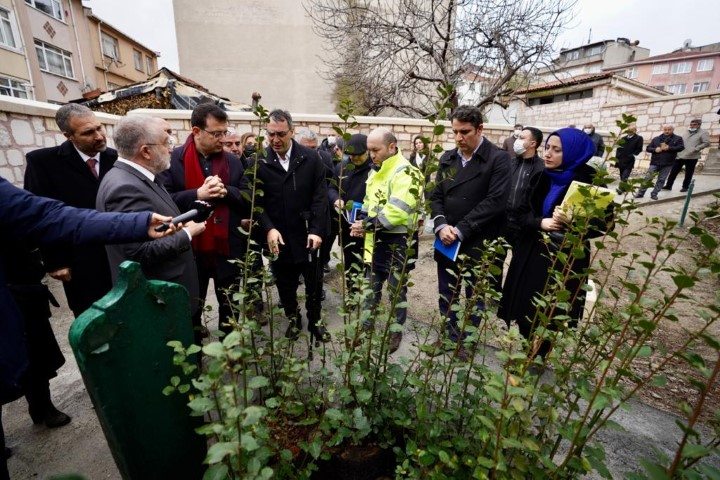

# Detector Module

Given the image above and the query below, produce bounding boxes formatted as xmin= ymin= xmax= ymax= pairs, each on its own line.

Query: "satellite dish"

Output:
xmin=683 ymin=39 xmax=692 ymax=49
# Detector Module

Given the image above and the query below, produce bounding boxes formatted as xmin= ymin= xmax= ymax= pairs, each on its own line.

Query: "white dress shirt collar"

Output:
xmin=117 ymin=158 xmax=155 ymax=182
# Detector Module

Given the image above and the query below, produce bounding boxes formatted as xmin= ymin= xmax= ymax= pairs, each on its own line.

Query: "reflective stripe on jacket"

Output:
xmin=362 ymin=150 xmax=421 ymax=261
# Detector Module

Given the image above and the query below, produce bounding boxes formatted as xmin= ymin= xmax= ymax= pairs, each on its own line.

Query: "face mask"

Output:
xmin=583 ymin=128 xmax=593 ymax=135
xmin=513 ymin=129 xmax=522 ymax=137
xmin=688 ymin=128 xmax=698 ymax=133
xmin=513 ymin=138 xmax=526 ymax=156
xmin=244 ymin=145 xmax=256 ymax=156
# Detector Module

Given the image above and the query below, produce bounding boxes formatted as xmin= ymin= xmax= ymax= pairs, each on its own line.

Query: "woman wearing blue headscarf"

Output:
xmin=498 ymin=127 xmax=605 ymax=358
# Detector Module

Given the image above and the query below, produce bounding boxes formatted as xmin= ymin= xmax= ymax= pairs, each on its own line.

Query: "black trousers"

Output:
xmin=339 ymin=222 xmax=364 ymax=293
xmin=1 ymin=408 xmax=8 ymax=480
xmin=192 ymin=261 xmax=238 ymax=335
xmin=273 ymin=257 xmax=322 ymax=326
xmin=665 ymin=158 xmax=698 ymax=190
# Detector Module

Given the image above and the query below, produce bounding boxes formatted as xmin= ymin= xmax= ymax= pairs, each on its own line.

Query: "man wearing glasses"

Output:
xmin=158 ymin=103 xmax=251 ymax=336
xmin=248 ymin=109 xmax=330 ymax=343
xmin=97 ymin=116 xmax=206 ymax=331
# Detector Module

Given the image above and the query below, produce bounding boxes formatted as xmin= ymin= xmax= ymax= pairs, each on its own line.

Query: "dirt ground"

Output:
xmin=4 ymin=194 xmax=720 ymax=479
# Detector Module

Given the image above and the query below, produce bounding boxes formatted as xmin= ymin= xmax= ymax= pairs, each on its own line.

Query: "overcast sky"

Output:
xmin=84 ymin=0 xmax=717 ymax=73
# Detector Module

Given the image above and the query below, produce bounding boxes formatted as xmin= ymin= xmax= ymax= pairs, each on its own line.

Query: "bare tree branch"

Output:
xmin=305 ymin=0 xmax=577 ymax=117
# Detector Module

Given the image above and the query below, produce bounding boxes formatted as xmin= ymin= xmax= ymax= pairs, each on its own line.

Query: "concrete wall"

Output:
xmin=173 ymin=0 xmax=336 ymax=114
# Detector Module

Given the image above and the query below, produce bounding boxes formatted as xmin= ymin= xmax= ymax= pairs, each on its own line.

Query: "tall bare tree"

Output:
xmin=305 ymin=0 xmax=577 ymax=117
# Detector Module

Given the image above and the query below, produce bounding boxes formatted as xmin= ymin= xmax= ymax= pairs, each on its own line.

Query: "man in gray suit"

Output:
xmin=96 ymin=115 xmax=206 ymax=325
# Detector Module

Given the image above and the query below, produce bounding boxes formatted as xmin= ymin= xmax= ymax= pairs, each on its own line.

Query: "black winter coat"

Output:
xmin=615 ymin=134 xmax=644 ymax=168
xmin=159 ymin=146 xmax=250 ymax=280
xmin=498 ymin=163 xmax=610 ymax=328
xmin=504 ymin=154 xmax=545 ymax=244
xmin=24 ymin=141 xmax=117 ymax=315
xmin=430 ymin=139 xmax=510 ymax=261
xmin=646 ymin=133 xmax=684 ymax=167
xmin=249 ymin=141 xmax=329 ymax=265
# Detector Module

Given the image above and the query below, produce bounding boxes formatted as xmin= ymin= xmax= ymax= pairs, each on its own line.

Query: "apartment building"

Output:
xmin=607 ymin=41 xmax=720 ymax=95
xmin=0 ymin=0 xmax=158 ymax=103
xmin=537 ymin=38 xmax=650 ymax=83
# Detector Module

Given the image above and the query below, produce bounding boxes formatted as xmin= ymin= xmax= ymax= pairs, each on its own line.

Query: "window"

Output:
xmin=145 ymin=55 xmax=153 ymax=74
xmin=586 ymin=64 xmax=602 ymax=74
xmin=697 ymin=59 xmax=714 ymax=72
xmin=101 ymin=32 xmax=119 ymax=60
xmin=625 ymin=67 xmax=638 ymax=79
xmin=692 ymin=82 xmax=709 ymax=93
xmin=527 ymin=88 xmax=593 ymax=106
xmin=133 ymin=49 xmax=143 ymax=71
xmin=24 ymin=0 xmax=63 ymax=21
xmin=652 ymin=64 xmax=669 ymax=75
xmin=0 ymin=75 xmax=28 ymax=98
xmin=670 ymin=62 xmax=692 ymax=74
xmin=586 ymin=45 xmax=603 ymax=56
xmin=0 ymin=8 xmax=18 ymax=49
xmin=666 ymin=84 xmax=687 ymax=94
xmin=35 ymin=40 xmax=73 ymax=78
xmin=565 ymin=50 xmax=580 ymax=61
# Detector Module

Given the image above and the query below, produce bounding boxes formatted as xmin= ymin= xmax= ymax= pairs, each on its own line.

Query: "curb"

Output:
xmin=635 ymin=188 xmax=720 ymax=208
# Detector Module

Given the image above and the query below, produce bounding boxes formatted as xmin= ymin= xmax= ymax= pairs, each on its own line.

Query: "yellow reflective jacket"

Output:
xmin=362 ymin=150 xmax=422 ymax=261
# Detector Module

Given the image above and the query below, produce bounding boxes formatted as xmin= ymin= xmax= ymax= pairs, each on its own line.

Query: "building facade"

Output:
xmin=0 ymin=0 xmax=158 ymax=103
xmin=537 ymin=38 xmax=649 ymax=83
xmin=607 ymin=42 xmax=720 ymax=96
xmin=173 ymin=0 xmax=335 ymax=114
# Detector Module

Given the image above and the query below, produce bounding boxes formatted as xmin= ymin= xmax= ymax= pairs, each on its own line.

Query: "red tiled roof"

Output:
xmin=517 ymin=72 xmax=614 ymax=94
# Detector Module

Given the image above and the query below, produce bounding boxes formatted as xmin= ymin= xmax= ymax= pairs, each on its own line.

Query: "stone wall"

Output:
xmin=0 ymin=98 xmax=119 ymax=186
xmin=0 ymin=97 xmax=527 ymax=187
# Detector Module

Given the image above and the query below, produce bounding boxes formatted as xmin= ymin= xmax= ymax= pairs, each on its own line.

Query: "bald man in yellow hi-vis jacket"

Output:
xmin=350 ymin=127 xmax=422 ymax=354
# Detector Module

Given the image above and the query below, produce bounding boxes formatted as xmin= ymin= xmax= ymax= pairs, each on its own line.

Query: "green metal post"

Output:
xmin=679 ymin=179 xmax=695 ymax=227
xmin=69 ymin=261 xmax=204 ymax=479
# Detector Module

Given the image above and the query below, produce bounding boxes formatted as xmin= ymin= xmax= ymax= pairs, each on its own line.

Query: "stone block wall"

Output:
xmin=515 ymin=89 xmax=720 ymax=168
xmin=0 ymin=97 xmax=119 ymax=186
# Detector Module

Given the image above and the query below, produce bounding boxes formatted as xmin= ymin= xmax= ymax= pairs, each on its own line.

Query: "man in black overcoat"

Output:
xmin=428 ymin=106 xmax=510 ymax=359
xmin=614 ymin=124 xmax=643 ymax=183
xmin=248 ymin=110 xmax=329 ymax=343
xmin=24 ymin=104 xmax=117 ymax=318
xmin=159 ymin=104 xmax=252 ymax=333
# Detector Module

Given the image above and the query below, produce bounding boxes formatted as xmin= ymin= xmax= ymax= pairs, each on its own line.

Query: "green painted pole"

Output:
xmin=679 ymin=179 xmax=695 ymax=227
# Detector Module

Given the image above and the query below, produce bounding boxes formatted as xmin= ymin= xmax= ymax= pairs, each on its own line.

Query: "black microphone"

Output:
xmin=154 ymin=200 xmax=214 ymax=232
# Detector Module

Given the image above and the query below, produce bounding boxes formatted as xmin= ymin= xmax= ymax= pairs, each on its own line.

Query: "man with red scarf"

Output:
xmin=159 ymin=103 xmax=250 ymax=335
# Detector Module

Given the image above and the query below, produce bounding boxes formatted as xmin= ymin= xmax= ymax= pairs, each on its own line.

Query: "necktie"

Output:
xmin=86 ymin=157 xmax=98 ymax=178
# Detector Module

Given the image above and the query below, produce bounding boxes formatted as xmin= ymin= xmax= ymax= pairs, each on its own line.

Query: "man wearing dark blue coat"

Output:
xmin=0 ymin=175 xmax=174 ymax=478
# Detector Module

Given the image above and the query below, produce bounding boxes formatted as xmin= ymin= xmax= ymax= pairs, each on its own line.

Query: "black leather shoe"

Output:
xmin=31 ymin=406 xmax=71 ymax=428
xmin=388 ymin=332 xmax=402 ymax=354
xmin=309 ymin=324 xmax=330 ymax=344
xmin=285 ymin=315 xmax=302 ymax=341
xmin=4 ymin=447 xmax=11 ymax=459
xmin=680 ymin=188 xmax=688 ymax=192
xmin=662 ymin=186 xmax=671 ymax=190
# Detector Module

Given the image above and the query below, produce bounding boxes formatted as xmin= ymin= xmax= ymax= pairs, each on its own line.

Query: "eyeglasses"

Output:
xmin=222 ymin=141 xmax=242 ymax=147
xmin=146 ymin=137 xmax=176 ymax=148
xmin=266 ymin=130 xmax=290 ymax=138
xmin=202 ymin=128 xmax=229 ymax=139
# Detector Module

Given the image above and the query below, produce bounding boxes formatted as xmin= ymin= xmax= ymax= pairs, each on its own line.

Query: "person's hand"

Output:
xmin=439 ymin=225 xmax=457 ymax=245
xmin=197 ymin=175 xmax=227 ymax=200
xmin=655 ymin=147 xmax=662 ymax=153
xmin=660 ymin=142 xmax=669 ymax=151
xmin=334 ymin=199 xmax=345 ymax=211
xmin=540 ymin=218 xmax=562 ymax=231
xmin=147 ymin=213 xmax=176 ymax=238
xmin=240 ymin=219 xmax=252 ymax=231
xmin=49 ymin=267 xmax=71 ymax=282
xmin=307 ymin=234 xmax=322 ymax=250
xmin=182 ymin=220 xmax=206 ymax=237
xmin=267 ymin=228 xmax=284 ymax=255
xmin=350 ymin=220 xmax=365 ymax=237
xmin=552 ymin=206 xmax=572 ymax=225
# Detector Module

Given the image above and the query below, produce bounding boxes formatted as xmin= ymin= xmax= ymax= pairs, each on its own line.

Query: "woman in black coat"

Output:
xmin=498 ymin=128 xmax=605 ymax=357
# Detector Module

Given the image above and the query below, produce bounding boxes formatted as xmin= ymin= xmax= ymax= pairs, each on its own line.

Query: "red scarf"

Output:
xmin=182 ymin=134 xmax=230 ymax=257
